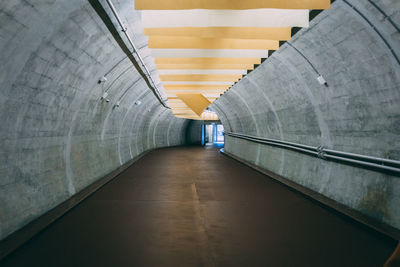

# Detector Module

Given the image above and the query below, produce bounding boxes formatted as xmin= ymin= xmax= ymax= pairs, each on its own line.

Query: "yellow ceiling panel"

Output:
xmin=160 ymin=74 xmax=242 ymax=82
xmin=168 ymin=100 xmax=187 ymax=104
xmin=157 ymin=64 xmax=255 ymax=70
xmin=149 ymin=36 xmax=279 ymax=50
xmin=168 ymin=99 xmax=181 ymax=103
xmin=145 ymin=27 xmax=291 ymax=40
xmin=155 ymin=58 xmax=261 ymax=65
xmin=176 ymin=94 xmax=211 ymax=116
xmin=136 ymin=0 xmax=330 ymax=10
xmin=174 ymin=112 xmax=197 ymax=115
xmin=170 ymin=107 xmax=194 ymax=110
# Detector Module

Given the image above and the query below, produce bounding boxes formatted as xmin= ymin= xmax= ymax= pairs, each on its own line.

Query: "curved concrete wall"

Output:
xmin=212 ymin=0 xmax=400 ymax=229
xmin=0 ymin=0 xmax=188 ymax=240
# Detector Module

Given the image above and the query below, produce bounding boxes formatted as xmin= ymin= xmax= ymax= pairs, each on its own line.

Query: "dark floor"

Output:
xmin=1 ymin=147 xmax=396 ymax=267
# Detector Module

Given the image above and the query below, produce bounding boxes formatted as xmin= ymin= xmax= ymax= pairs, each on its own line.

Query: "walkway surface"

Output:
xmin=2 ymin=147 xmax=396 ymax=266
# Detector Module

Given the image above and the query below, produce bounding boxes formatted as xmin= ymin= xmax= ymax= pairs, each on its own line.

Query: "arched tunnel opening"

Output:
xmin=0 ymin=0 xmax=400 ymax=266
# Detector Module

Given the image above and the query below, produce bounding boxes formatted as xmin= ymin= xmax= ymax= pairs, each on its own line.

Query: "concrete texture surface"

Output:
xmin=211 ymin=0 xmax=400 ymax=229
xmin=0 ymin=0 xmax=188 ymax=240
xmin=1 ymin=147 xmax=396 ymax=267
xmin=186 ymin=120 xmax=203 ymax=145
xmin=1 ymin=0 xmax=400 ymax=252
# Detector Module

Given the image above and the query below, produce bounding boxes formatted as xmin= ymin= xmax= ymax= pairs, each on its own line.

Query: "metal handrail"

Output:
xmin=105 ymin=0 xmax=169 ymax=108
xmin=226 ymin=132 xmax=400 ymax=175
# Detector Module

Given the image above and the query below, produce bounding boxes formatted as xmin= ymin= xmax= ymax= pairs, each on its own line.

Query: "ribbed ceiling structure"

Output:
xmin=138 ymin=0 xmax=331 ymax=120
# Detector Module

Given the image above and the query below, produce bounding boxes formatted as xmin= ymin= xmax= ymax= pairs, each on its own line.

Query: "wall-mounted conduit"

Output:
xmin=226 ymin=132 xmax=400 ymax=175
xmin=103 ymin=53 xmax=131 ymax=78
xmin=103 ymin=0 xmax=169 ymax=108
xmin=286 ymin=42 xmax=322 ymax=76
xmin=342 ymin=0 xmax=400 ymax=65
xmin=366 ymin=0 xmax=400 ymax=33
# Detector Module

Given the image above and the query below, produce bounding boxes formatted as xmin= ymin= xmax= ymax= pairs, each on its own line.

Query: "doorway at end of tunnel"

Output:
xmin=202 ymin=123 xmax=224 ymax=148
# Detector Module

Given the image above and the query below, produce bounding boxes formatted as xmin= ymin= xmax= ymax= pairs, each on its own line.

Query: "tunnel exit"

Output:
xmin=202 ymin=123 xmax=224 ymax=147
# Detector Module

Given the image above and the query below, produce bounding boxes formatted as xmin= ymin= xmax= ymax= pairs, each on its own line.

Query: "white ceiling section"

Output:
xmin=158 ymin=70 xmax=248 ymax=75
xmin=138 ymin=1 xmax=330 ymax=120
xmin=142 ymin=9 xmax=309 ymax=28
xmin=162 ymin=81 xmax=236 ymax=85
xmin=150 ymin=49 xmax=270 ymax=58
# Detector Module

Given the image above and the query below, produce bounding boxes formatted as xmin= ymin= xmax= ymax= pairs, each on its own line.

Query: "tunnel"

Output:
xmin=0 ymin=0 xmax=400 ymax=266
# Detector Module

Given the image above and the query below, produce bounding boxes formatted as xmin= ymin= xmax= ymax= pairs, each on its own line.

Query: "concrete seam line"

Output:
xmin=230 ymin=89 xmax=262 ymax=165
xmin=274 ymin=55 xmax=332 ymax=148
xmin=134 ymin=98 xmax=155 ymax=155
xmin=166 ymin=114 xmax=174 ymax=146
xmin=120 ymin=90 xmax=152 ymax=162
xmin=210 ymin=102 xmax=231 ymax=130
xmin=147 ymin=105 xmax=164 ymax=149
xmin=245 ymin=76 xmax=286 ymax=174
xmin=128 ymin=93 xmax=153 ymax=158
xmin=118 ymin=90 xmax=148 ymax=164
xmin=0 ymin=150 xmax=150 ymax=260
xmin=218 ymin=95 xmax=245 ymax=131
xmin=219 ymin=149 xmax=400 ymax=241
xmin=100 ymin=68 xmax=141 ymax=144
xmin=153 ymin=109 xmax=169 ymax=148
